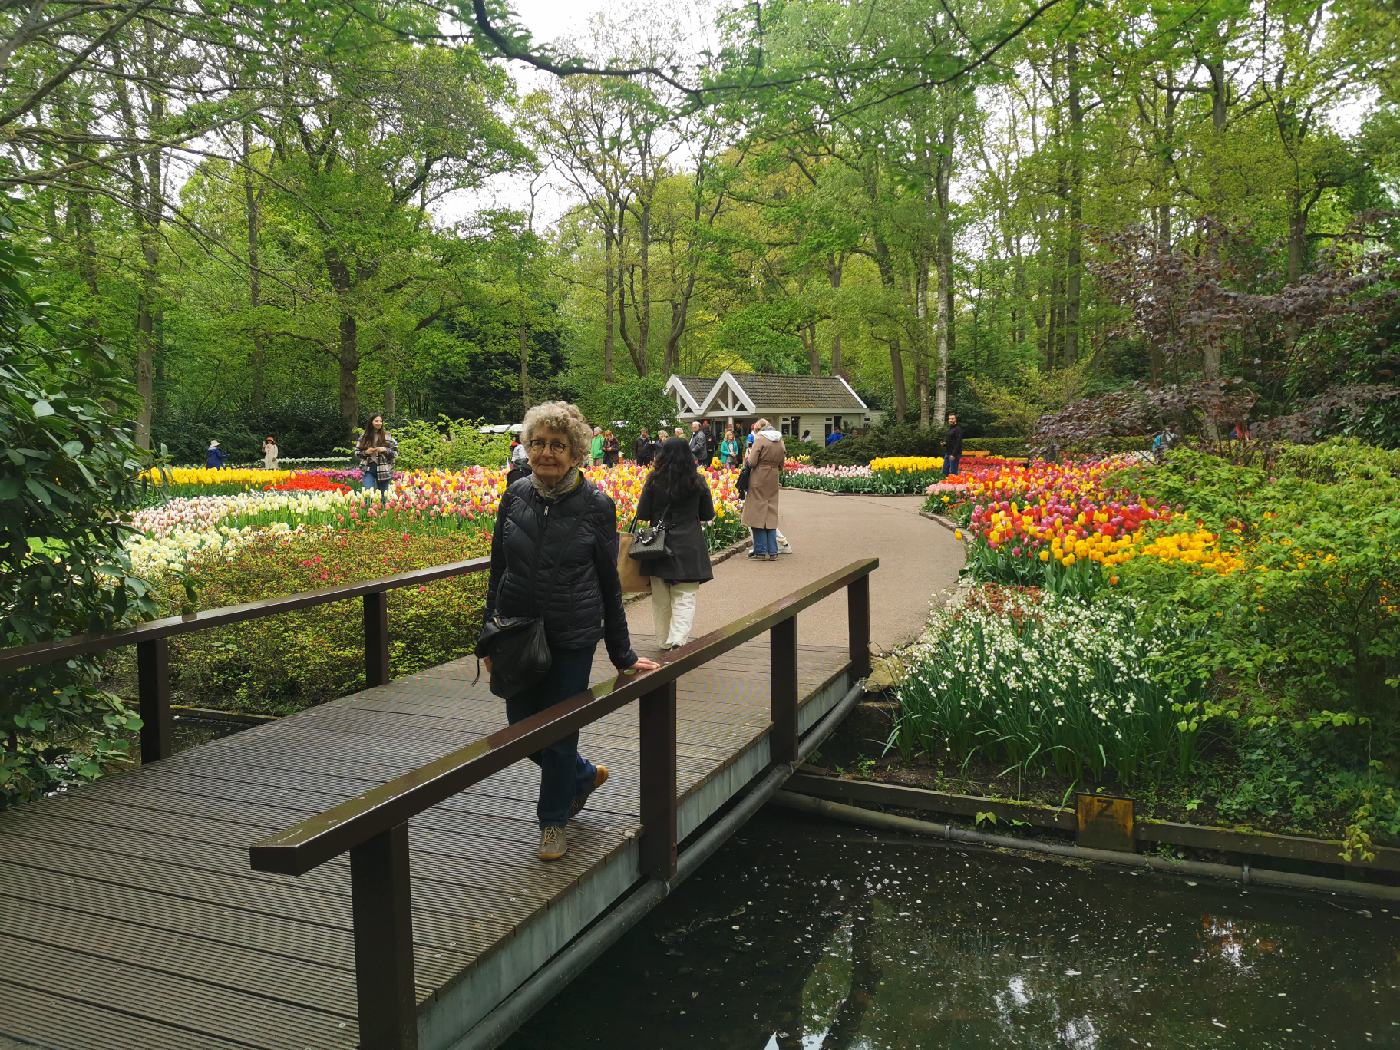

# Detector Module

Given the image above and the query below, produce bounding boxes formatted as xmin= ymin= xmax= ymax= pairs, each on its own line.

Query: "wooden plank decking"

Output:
xmin=0 ymin=632 xmax=852 ymax=1050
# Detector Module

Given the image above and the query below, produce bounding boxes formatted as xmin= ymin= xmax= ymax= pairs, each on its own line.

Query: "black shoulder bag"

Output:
xmin=476 ymin=496 xmax=587 ymax=700
xmin=627 ymin=498 xmax=671 ymax=561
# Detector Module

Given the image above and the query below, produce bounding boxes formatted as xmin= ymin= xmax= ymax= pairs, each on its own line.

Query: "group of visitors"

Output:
xmin=202 ymin=435 xmax=282 ymax=471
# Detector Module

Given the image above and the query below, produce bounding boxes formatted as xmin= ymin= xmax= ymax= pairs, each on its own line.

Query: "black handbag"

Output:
xmin=627 ymin=501 xmax=671 ymax=561
xmin=476 ymin=614 xmax=551 ymax=699
xmin=475 ymin=496 xmax=587 ymax=699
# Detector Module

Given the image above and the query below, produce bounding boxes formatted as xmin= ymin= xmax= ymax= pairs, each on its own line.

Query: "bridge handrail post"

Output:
xmin=350 ymin=821 xmax=418 ymax=1050
xmin=364 ymin=590 xmax=390 ymax=688
xmin=638 ymin=679 xmax=678 ymax=880
xmin=847 ymin=575 xmax=871 ymax=680
xmin=136 ymin=636 xmax=172 ymax=763
xmin=769 ymin=618 xmax=798 ymax=765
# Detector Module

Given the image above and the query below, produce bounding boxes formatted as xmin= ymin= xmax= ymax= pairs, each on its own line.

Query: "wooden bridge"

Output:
xmin=0 ymin=556 xmax=877 ymax=1050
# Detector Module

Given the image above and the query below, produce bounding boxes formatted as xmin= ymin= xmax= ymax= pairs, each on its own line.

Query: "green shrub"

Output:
xmin=389 ymin=416 xmax=511 ymax=471
xmin=1116 ymin=441 xmax=1400 ymax=730
xmin=812 ymin=422 xmax=941 ymax=465
xmin=143 ymin=528 xmax=492 ymax=715
xmin=1 ymin=212 xmax=153 ymax=807
xmin=963 ymin=436 xmax=1030 ymax=457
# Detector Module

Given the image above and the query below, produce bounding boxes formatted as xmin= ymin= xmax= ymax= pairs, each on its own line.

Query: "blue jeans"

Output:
xmin=505 ymin=645 xmax=600 ymax=828
xmin=362 ymin=469 xmax=389 ymax=501
xmin=751 ymin=527 xmax=778 ymax=556
xmin=943 ymin=455 xmax=961 ymax=478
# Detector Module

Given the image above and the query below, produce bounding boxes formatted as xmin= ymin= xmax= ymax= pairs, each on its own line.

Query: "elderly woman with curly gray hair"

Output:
xmin=480 ymin=401 xmax=660 ymax=862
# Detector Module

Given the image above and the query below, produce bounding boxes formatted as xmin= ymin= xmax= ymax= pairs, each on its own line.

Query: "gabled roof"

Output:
xmin=721 ymin=372 xmax=867 ymax=413
xmin=663 ymin=375 xmax=717 ymax=414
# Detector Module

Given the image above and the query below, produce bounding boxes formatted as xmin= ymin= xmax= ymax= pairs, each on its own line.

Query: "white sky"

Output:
xmin=437 ymin=0 xmax=713 ymax=230
xmin=440 ymin=0 xmax=629 ymax=230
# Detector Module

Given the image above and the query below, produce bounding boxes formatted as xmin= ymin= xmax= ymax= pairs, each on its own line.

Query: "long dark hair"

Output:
xmin=645 ymin=437 xmax=704 ymax=506
xmin=357 ymin=414 xmax=388 ymax=451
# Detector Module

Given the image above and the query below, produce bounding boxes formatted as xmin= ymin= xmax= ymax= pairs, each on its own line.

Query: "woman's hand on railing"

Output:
xmin=624 ymin=656 xmax=661 ymax=675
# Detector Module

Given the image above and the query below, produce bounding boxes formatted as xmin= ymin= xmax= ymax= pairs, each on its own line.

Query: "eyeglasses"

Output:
xmin=526 ymin=439 xmax=570 ymax=454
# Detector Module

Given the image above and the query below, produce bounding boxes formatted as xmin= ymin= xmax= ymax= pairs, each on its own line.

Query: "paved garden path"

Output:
xmin=626 ymin=489 xmax=964 ymax=655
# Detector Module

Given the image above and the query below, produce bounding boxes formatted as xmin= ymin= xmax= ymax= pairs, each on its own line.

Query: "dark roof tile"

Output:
xmin=725 ymin=373 xmax=866 ymax=412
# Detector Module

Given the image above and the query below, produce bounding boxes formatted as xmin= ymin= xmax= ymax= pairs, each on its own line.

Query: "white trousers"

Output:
xmin=651 ymin=579 xmax=700 ymax=648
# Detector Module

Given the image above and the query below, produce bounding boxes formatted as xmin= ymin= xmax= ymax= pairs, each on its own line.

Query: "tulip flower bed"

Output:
xmin=127 ymin=465 xmax=747 ymax=581
xmin=883 ymin=440 xmax=1400 ymax=848
xmin=783 ymin=457 xmax=944 ymax=495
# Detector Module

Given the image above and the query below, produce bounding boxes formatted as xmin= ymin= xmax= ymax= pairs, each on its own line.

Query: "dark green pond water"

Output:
xmin=507 ymin=812 xmax=1400 ymax=1050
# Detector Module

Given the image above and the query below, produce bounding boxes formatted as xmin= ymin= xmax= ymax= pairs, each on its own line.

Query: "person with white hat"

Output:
xmin=205 ymin=440 xmax=225 ymax=469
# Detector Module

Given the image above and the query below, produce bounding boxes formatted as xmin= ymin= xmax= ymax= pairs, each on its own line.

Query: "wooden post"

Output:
xmin=350 ymin=822 xmax=418 ymax=1050
xmin=769 ymin=618 xmax=798 ymax=765
xmin=638 ymin=680 xmax=678 ymax=880
xmin=135 ymin=636 xmax=172 ymax=763
xmin=364 ymin=591 xmax=389 ymax=688
xmin=847 ymin=575 xmax=871 ymax=679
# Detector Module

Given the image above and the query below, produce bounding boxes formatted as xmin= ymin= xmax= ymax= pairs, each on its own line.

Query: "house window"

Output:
xmin=780 ymin=416 xmax=800 ymax=437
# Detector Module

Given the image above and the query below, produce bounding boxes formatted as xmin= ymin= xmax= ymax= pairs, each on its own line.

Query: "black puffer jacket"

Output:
xmin=484 ymin=477 xmax=637 ymax=668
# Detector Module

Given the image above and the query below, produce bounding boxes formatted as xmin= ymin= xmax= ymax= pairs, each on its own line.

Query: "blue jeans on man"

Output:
xmin=505 ymin=645 xmax=600 ymax=828
xmin=751 ymin=527 xmax=778 ymax=556
xmin=942 ymin=455 xmax=961 ymax=478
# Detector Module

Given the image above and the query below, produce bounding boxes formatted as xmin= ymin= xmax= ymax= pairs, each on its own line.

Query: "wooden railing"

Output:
xmin=0 ymin=557 xmax=492 ymax=763
xmin=246 ymin=557 xmax=877 ymax=1050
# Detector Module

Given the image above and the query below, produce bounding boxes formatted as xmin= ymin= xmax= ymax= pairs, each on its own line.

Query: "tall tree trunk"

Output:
xmin=915 ymin=261 xmax=931 ymax=429
xmin=637 ymin=201 xmax=654 ymax=371
xmin=326 ymin=250 xmax=359 ymax=432
xmin=806 ymin=320 xmax=820 ymax=375
xmin=1286 ymin=190 xmax=1308 ymax=283
xmin=1149 ymin=78 xmax=1179 ymax=387
xmin=934 ymin=98 xmax=955 ymax=424
xmin=518 ymin=321 xmax=532 ymax=412
xmin=133 ymin=103 xmax=164 ymax=451
xmin=602 ymin=227 xmax=616 ymax=382
xmin=889 ymin=336 xmax=908 ymax=423
xmin=616 ymin=235 xmax=646 ymax=376
xmin=871 ymin=229 xmax=907 ymax=421
xmin=1063 ymin=40 xmax=1083 ymax=366
xmin=828 ymin=256 xmax=844 ymax=375
xmin=242 ymin=122 xmax=267 ymax=413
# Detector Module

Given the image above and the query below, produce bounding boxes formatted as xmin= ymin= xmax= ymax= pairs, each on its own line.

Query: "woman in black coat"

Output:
xmin=636 ymin=437 xmax=715 ymax=650
xmin=481 ymin=401 xmax=659 ymax=863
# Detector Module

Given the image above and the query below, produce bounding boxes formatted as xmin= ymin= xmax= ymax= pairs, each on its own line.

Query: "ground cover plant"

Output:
xmin=899 ymin=440 xmax=1399 ymax=853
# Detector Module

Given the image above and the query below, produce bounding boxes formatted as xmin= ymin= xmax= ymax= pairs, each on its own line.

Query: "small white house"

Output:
xmin=663 ymin=371 xmax=870 ymax=442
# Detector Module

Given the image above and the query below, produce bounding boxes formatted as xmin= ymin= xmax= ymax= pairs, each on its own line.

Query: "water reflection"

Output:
xmin=506 ymin=813 xmax=1400 ymax=1049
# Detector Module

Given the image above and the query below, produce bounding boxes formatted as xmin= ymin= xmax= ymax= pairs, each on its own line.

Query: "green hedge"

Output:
xmin=127 ymin=528 xmax=492 ymax=716
xmin=962 ymin=437 xmax=1029 ymax=457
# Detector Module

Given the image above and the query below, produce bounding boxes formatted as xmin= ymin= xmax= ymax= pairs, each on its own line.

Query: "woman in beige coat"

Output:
xmin=741 ymin=419 xmax=786 ymax=561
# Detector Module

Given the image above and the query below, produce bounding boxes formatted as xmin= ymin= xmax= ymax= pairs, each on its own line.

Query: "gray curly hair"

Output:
xmin=521 ymin=401 xmax=593 ymax=463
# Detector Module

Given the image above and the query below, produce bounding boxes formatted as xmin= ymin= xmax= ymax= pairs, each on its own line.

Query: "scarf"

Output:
xmin=530 ymin=466 xmax=583 ymax=502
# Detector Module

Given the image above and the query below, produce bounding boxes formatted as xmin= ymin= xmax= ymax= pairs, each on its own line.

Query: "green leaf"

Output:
xmin=31 ymin=400 xmax=53 ymax=418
